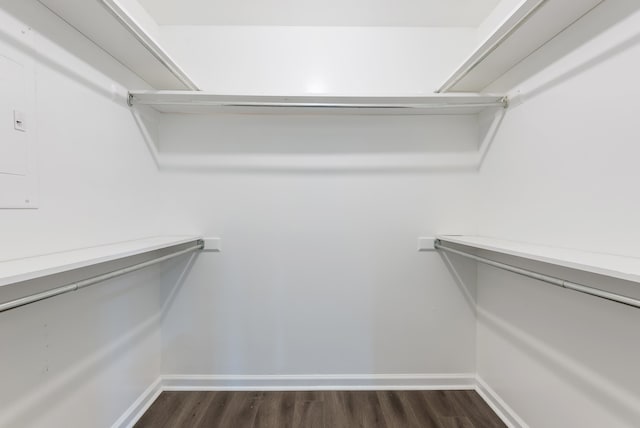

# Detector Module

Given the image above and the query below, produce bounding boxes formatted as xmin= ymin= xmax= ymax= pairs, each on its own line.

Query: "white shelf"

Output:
xmin=438 ymin=0 xmax=604 ymax=92
xmin=0 ymin=236 xmax=201 ymax=288
xmin=128 ymin=91 xmax=508 ymax=115
xmin=38 ymin=0 xmax=198 ymax=90
xmin=437 ymin=235 xmax=640 ymax=284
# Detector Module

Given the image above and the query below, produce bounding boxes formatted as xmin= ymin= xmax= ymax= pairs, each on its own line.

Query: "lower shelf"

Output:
xmin=0 ymin=236 xmax=202 ymax=288
xmin=436 ymin=235 xmax=640 ymax=284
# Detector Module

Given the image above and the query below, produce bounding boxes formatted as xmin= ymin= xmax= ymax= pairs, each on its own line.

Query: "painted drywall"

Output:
xmin=159 ymin=171 xmax=479 ymax=377
xmin=151 ymin=93 xmax=485 ymax=379
xmin=116 ymin=22 xmax=486 ymax=381
xmin=481 ymin=0 xmax=640 ymax=255
xmin=476 ymin=0 xmax=524 ymax=45
xmin=473 ymin=1 xmax=640 ymax=426
xmin=14 ymin=0 xmax=640 ymax=425
xmin=0 ymin=2 xmax=186 ymax=427
xmin=0 ymin=2 xmax=486 ymax=425
xmin=158 ymin=26 xmax=477 ymax=94
xmin=150 ymin=26 xmax=484 ymax=379
xmin=137 ymin=0 xmax=501 ymax=27
xmin=116 ymin=0 xmax=162 ymax=41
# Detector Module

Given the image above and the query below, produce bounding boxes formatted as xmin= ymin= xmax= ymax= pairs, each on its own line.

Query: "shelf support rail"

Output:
xmin=0 ymin=240 xmax=204 ymax=314
xmin=434 ymin=239 xmax=640 ymax=309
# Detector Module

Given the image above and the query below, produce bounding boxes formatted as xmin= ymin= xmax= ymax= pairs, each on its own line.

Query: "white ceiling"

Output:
xmin=137 ymin=0 xmax=502 ymax=27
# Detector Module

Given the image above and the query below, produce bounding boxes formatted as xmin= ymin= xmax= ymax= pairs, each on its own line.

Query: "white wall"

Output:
xmin=476 ymin=0 xmax=524 ymax=45
xmin=474 ymin=0 xmax=640 ymax=426
xmin=12 ymin=0 xmax=640 ymax=425
xmin=150 ymin=25 xmax=483 ymax=379
xmin=0 ymin=3 xmax=171 ymax=259
xmin=0 ymin=2 xmax=184 ymax=427
xmin=159 ymin=26 xmax=477 ymax=94
xmin=152 ymin=99 xmax=483 ymax=381
xmin=0 ymin=3 xmax=485 ymax=425
xmin=160 ymin=171 xmax=479 ymax=377
xmin=126 ymin=22 xmax=484 ymax=381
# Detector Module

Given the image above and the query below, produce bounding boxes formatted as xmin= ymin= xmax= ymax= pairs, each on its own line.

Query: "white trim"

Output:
xmin=475 ymin=376 xmax=529 ymax=428
xmin=113 ymin=374 xmax=528 ymax=428
xmin=111 ymin=377 xmax=163 ymax=428
xmin=161 ymin=373 xmax=476 ymax=391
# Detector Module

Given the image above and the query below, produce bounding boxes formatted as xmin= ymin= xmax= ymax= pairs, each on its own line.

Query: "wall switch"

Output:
xmin=202 ymin=237 xmax=221 ymax=252
xmin=417 ymin=237 xmax=436 ymax=251
xmin=13 ymin=110 xmax=26 ymax=132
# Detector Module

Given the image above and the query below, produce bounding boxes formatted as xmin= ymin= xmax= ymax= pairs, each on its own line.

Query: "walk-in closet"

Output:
xmin=1 ymin=0 xmax=639 ymax=426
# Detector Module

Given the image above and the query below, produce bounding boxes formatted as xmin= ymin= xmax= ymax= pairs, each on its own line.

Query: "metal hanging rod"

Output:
xmin=434 ymin=240 xmax=640 ymax=309
xmin=0 ymin=241 xmax=204 ymax=314
xmin=131 ymin=101 xmax=508 ymax=110
xmin=97 ymin=0 xmax=199 ymax=90
xmin=127 ymin=92 xmax=509 ymax=110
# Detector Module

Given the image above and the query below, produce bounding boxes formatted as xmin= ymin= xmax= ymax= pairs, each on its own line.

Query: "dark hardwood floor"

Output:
xmin=134 ymin=390 xmax=506 ymax=428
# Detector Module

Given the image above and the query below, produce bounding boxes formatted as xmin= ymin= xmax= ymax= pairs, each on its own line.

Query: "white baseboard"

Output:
xmin=475 ymin=376 xmax=528 ymax=428
xmin=111 ymin=377 xmax=163 ymax=428
xmin=161 ymin=373 xmax=476 ymax=391
xmin=114 ymin=374 xmax=527 ymax=428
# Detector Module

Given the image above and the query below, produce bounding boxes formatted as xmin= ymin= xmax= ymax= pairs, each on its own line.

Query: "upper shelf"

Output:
xmin=438 ymin=0 xmax=604 ymax=92
xmin=38 ymin=0 xmax=199 ymax=90
xmin=128 ymin=91 xmax=508 ymax=115
xmin=38 ymin=0 xmax=604 ymax=94
xmin=437 ymin=235 xmax=640 ymax=284
xmin=0 ymin=236 xmax=201 ymax=288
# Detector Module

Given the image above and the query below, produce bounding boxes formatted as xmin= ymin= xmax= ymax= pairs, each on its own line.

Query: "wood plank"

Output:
xmin=421 ymin=390 xmax=459 ymax=417
xmin=192 ymin=391 xmax=233 ymax=427
xmin=323 ymin=391 xmax=360 ymax=428
xmin=294 ymin=391 xmax=324 ymax=402
xmin=439 ymin=416 xmax=475 ymax=428
xmin=354 ymin=391 xmax=389 ymax=428
xmin=253 ymin=391 xmax=296 ymax=428
xmin=135 ymin=390 xmax=506 ymax=428
xmin=134 ymin=391 xmax=211 ymax=428
xmin=216 ymin=391 xmax=263 ymax=428
xmin=448 ymin=390 xmax=507 ymax=428
xmin=292 ymin=400 xmax=324 ymax=428
xmin=376 ymin=391 xmax=423 ymax=428
xmin=401 ymin=390 xmax=441 ymax=428
xmin=133 ymin=391 xmax=180 ymax=428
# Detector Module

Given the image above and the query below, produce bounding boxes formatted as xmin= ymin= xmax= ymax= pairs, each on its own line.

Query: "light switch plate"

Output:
xmin=202 ymin=237 xmax=221 ymax=252
xmin=13 ymin=110 xmax=26 ymax=132
xmin=417 ymin=237 xmax=436 ymax=251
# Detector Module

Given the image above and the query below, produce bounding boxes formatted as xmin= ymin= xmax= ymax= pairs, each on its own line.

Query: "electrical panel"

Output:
xmin=0 ymin=26 xmax=38 ymax=208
